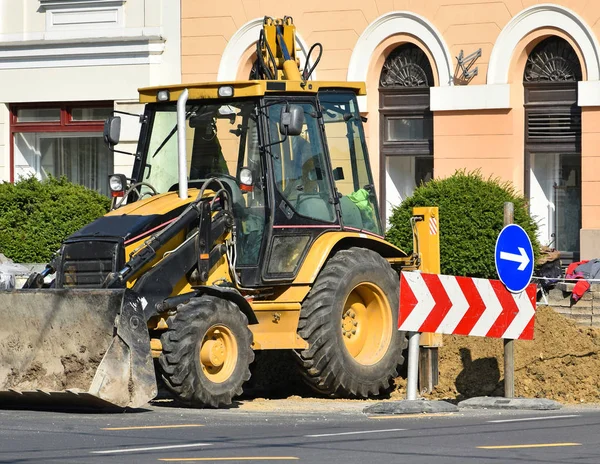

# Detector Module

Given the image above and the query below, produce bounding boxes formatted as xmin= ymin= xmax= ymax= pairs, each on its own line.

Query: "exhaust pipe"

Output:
xmin=177 ymin=88 xmax=189 ymax=200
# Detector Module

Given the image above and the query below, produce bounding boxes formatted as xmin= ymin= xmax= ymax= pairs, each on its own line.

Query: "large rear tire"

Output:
xmin=159 ymin=296 xmax=254 ymax=407
xmin=295 ymin=247 xmax=407 ymax=397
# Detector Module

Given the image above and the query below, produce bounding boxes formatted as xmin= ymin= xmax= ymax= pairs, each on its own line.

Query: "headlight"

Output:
xmin=218 ymin=86 xmax=234 ymax=97
xmin=239 ymin=167 xmax=253 ymax=192
xmin=157 ymin=89 xmax=170 ymax=101
xmin=108 ymin=174 xmax=127 ymax=197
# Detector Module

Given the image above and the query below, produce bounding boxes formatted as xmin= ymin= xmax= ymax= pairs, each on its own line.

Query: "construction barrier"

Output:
xmin=398 ymin=271 xmax=537 ymax=401
xmin=399 ymin=272 xmax=537 ymax=340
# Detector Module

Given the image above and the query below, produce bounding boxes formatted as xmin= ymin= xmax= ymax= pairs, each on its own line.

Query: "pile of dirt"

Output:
xmin=417 ymin=305 xmax=600 ymax=404
xmin=240 ymin=306 xmax=600 ymax=406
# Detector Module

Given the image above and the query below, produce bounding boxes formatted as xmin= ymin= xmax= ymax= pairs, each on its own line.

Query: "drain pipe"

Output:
xmin=176 ymin=88 xmax=189 ymax=200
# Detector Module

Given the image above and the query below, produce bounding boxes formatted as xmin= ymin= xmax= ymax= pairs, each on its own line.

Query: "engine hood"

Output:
xmin=66 ymin=190 xmax=200 ymax=243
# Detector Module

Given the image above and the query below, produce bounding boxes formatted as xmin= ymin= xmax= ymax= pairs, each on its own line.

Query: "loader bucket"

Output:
xmin=0 ymin=288 xmax=157 ymax=409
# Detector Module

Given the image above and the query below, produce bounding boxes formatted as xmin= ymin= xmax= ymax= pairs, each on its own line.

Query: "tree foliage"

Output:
xmin=0 ymin=176 xmax=110 ymax=263
xmin=386 ymin=170 xmax=540 ymax=279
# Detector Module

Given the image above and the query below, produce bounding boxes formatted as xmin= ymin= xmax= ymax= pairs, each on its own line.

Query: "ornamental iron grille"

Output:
xmin=524 ymin=37 xmax=582 ymax=82
xmin=380 ymin=43 xmax=434 ymax=88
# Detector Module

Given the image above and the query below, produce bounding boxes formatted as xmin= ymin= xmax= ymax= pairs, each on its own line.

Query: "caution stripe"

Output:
xmin=398 ymin=272 xmax=536 ymax=340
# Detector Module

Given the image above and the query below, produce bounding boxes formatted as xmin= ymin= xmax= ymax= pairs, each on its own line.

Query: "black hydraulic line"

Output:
xmin=255 ymin=29 xmax=275 ymax=80
xmin=103 ymin=179 xmax=229 ymax=288
xmin=302 ymin=43 xmax=323 ymax=81
xmin=103 ymin=203 xmax=202 ymax=288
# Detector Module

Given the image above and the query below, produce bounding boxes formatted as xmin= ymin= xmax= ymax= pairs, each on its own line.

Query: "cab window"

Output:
xmin=266 ymin=101 xmax=335 ymax=223
xmin=319 ymin=92 xmax=382 ymax=235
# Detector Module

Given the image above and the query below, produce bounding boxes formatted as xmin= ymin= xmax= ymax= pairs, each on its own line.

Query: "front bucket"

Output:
xmin=0 ymin=288 xmax=157 ymax=409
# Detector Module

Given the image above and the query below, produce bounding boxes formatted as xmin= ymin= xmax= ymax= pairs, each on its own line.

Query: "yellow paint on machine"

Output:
xmin=478 ymin=443 xmax=581 ymax=449
xmin=159 ymin=458 xmax=298 ymax=462
xmin=138 ymin=81 xmax=366 ymax=103
xmin=102 ymin=424 xmax=204 ymax=431
xmin=293 ymin=231 xmax=408 ymax=285
xmin=249 ymin=302 xmax=307 ymax=350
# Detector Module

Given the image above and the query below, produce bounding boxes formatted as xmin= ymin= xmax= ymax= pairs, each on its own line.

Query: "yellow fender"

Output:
xmin=293 ymin=231 xmax=409 ymax=285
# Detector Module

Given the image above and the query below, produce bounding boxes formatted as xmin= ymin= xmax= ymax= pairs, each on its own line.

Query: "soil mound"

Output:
xmin=420 ymin=305 xmax=600 ymax=403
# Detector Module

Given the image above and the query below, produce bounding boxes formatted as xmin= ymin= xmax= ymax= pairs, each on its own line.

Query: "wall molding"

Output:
xmin=430 ymin=84 xmax=511 ymax=111
xmin=40 ymin=0 xmax=126 ymax=33
xmin=0 ymin=33 xmax=165 ymax=69
xmin=436 ymin=4 xmax=600 ymax=111
xmin=488 ymin=3 xmax=600 ymax=84
xmin=347 ymin=11 xmax=453 ymax=112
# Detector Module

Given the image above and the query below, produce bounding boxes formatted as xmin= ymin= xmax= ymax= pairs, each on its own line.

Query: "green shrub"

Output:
xmin=386 ymin=170 xmax=540 ymax=279
xmin=0 ymin=176 xmax=110 ymax=263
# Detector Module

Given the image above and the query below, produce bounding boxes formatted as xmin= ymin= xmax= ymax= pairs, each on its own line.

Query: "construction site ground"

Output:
xmin=218 ymin=305 xmax=600 ymax=411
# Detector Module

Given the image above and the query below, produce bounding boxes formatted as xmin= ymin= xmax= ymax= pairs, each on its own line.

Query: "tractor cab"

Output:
xmin=109 ymin=81 xmax=383 ymax=288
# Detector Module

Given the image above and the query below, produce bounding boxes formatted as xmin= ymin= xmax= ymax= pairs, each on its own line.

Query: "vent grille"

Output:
xmin=60 ymin=241 xmax=120 ymax=288
xmin=527 ymin=111 xmax=581 ymax=140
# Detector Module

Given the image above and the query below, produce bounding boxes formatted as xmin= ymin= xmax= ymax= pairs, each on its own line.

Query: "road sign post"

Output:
xmin=503 ymin=203 xmax=515 ymax=398
xmin=495 ymin=203 xmax=534 ymax=398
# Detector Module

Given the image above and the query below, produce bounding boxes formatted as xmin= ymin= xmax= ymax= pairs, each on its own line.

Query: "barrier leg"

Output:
xmin=406 ymin=331 xmax=420 ymax=400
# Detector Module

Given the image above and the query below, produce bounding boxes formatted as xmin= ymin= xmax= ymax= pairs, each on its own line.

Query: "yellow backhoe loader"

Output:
xmin=0 ymin=17 xmax=437 ymax=408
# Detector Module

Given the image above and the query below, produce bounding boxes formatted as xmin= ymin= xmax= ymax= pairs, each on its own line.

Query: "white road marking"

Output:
xmin=488 ymin=415 xmax=580 ymax=423
xmin=305 ymin=428 xmax=406 ymax=438
xmin=91 ymin=443 xmax=212 ymax=454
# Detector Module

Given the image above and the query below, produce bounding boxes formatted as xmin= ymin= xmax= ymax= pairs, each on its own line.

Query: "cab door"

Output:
xmin=261 ymin=97 xmax=341 ymax=281
xmin=318 ymin=91 xmax=384 ymax=237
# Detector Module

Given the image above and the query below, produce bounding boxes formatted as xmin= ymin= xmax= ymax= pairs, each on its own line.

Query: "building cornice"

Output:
xmin=0 ymin=31 xmax=165 ymax=69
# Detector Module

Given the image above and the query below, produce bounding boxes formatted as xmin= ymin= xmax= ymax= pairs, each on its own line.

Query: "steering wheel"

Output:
xmin=111 ymin=181 xmax=159 ymax=210
xmin=202 ymin=173 xmax=239 ymax=183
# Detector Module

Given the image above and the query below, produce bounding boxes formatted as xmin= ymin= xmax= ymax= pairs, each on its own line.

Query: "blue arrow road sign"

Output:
xmin=495 ymin=224 xmax=534 ymax=293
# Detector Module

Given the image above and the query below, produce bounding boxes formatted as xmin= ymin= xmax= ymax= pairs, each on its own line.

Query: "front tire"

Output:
xmin=159 ymin=296 xmax=254 ymax=407
xmin=295 ymin=247 xmax=407 ymax=397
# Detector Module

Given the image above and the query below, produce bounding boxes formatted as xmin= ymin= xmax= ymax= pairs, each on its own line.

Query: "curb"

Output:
xmin=458 ymin=397 xmax=562 ymax=410
xmin=363 ymin=399 xmax=459 ymax=415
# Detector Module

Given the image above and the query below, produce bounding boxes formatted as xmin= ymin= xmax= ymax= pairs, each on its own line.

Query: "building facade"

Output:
xmin=0 ymin=0 xmax=180 ymax=195
xmin=181 ymin=1 xmax=600 ymax=262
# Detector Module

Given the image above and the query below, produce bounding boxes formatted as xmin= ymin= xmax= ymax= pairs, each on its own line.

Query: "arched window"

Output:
xmin=379 ymin=43 xmax=434 ymax=224
xmin=524 ymin=37 xmax=582 ymax=261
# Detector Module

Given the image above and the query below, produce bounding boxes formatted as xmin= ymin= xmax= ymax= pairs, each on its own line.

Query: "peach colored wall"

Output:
xmin=180 ymin=1 xmax=600 ymax=181
xmin=434 ymin=27 xmax=585 ymax=192
xmin=581 ymin=107 xmax=600 ymax=229
xmin=181 ymin=0 xmax=600 ymax=254
xmin=181 ymin=1 xmax=600 ymax=84
xmin=434 ymin=109 xmax=517 ymax=183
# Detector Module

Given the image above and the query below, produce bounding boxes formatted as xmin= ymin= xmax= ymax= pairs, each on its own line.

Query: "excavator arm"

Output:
xmin=254 ymin=16 xmax=321 ymax=82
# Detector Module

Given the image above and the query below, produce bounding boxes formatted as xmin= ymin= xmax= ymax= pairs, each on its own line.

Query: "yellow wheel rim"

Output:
xmin=341 ymin=282 xmax=392 ymax=366
xmin=199 ymin=325 xmax=238 ymax=383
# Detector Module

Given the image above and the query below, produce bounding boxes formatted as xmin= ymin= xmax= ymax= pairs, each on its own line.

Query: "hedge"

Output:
xmin=0 ymin=176 xmax=111 ymax=263
xmin=386 ymin=170 xmax=540 ymax=279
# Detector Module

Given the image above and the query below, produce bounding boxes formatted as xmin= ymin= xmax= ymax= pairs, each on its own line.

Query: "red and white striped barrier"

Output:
xmin=398 ymin=271 xmax=537 ymax=340
xmin=429 ymin=216 xmax=438 ymax=235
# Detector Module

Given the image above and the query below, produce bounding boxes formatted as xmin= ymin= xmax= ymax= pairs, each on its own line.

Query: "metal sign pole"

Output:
xmin=503 ymin=202 xmax=515 ymax=398
xmin=406 ymin=331 xmax=420 ymax=400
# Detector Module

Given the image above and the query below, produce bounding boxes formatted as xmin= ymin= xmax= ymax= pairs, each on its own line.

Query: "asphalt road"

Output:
xmin=1 ymin=401 xmax=600 ymax=463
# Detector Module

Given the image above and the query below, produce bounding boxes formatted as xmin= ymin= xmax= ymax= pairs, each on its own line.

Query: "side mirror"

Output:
xmin=104 ymin=116 xmax=121 ymax=146
xmin=280 ymin=105 xmax=304 ymax=136
xmin=333 ymin=167 xmax=345 ymax=181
